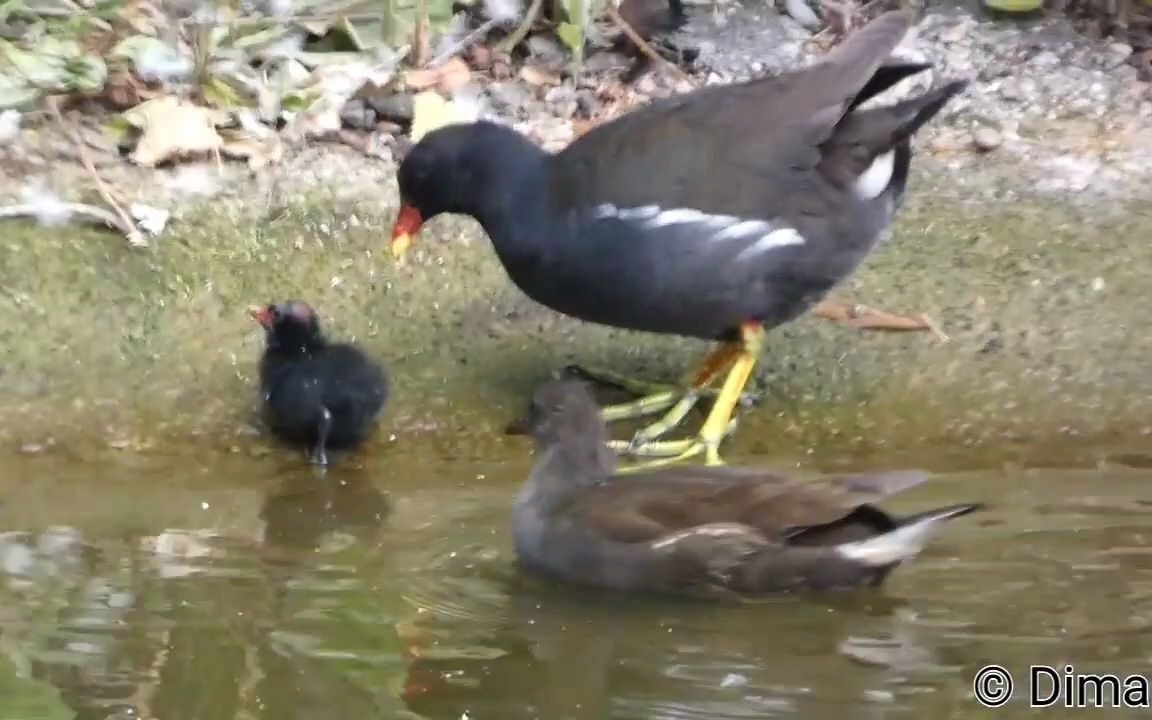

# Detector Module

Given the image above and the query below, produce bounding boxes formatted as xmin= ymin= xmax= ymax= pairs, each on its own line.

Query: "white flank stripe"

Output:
xmin=616 ymin=205 xmax=661 ymax=221
xmin=643 ymin=208 xmax=711 ymax=227
xmin=732 ymin=228 xmax=805 ymax=261
xmin=590 ymin=204 xmax=806 ymax=261
xmin=713 ymin=219 xmax=773 ymax=242
xmin=853 ymin=150 xmax=896 ymax=200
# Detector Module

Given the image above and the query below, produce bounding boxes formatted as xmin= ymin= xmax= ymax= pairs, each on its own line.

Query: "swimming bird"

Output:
xmin=505 ymin=378 xmax=984 ymax=596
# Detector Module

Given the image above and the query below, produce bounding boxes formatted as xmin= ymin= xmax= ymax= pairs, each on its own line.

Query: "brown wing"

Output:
xmin=550 ymin=11 xmax=914 ymax=217
xmin=567 ymin=468 xmax=927 ymax=544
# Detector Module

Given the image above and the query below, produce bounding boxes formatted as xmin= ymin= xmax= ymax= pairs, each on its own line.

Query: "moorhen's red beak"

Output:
xmin=248 ymin=304 xmax=273 ymax=328
xmin=390 ymin=204 xmax=424 ymax=261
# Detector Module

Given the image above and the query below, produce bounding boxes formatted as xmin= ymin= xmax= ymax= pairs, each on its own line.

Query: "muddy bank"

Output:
xmin=1 ymin=148 xmax=1149 ymax=468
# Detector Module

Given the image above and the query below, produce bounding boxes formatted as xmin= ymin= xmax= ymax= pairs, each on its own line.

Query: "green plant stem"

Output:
xmin=498 ymin=0 xmax=544 ymax=53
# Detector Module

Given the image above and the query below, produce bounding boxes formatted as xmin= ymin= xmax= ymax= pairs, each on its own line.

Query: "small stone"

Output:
xmin=635 ymin=74 xmax=659 ymax=95
xmin=971 ymin=126 xmax=1002 ymax=152
xmin=526 ymin=35 xmax=564 ymax=65
xmin=544 ymin=85 xmax=576 ymax=106
xmin=582 ymin=51 xmax=628 ymax=74
xmin=339 ymin=98 xmax=377 ymax=130
xmin=999 ymin=79 xmax=1023 ymax=101
xmin=0 ymin=109 xmax=21 ymax=145
xmin=1107 ymin=42 xmax=1133 ymax=61
xmin=364 ymin=92 xmax=413 ymax=124
xmin=939 ymin=22 xmax=969 ymax=44
xmin=487 ymin=82 xmax=534 ymax=113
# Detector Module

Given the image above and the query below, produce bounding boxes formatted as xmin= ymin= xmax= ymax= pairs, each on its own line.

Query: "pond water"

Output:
xmin=2 ymin=440 xmax=1152 ymax=720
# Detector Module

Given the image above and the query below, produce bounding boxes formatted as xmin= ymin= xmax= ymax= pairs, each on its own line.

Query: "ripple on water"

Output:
xmin=5 ymin=455 xmax=1152 ymax=719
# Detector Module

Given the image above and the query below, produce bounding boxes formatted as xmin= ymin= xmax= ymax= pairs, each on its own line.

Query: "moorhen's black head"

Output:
xmin=391 ymin=121 xmax=543 ymax=260
xmin=505 ymin=378 xmax=608 ymax=450
xmin=250 ymin=300 xmax=326 ymax=351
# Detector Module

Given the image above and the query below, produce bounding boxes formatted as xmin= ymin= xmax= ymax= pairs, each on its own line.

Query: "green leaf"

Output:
xmin=200 ymin=74 xmax=248 ymax=109
xmin=0 ymin=654 xmax=74 ymax=720
xmin=0 ymin=39 xmax=68 ymax=87
xmin=556 ymin=21 xmax=583 ymax=55
xmin=101 ymin=114 xmax=137 ymax=146
xmin=280 ymin=90 xmax=321 ymax=113
xmin=0 ymin=71 xmax=38 ymax=109
xmin=63 ymin=53 xmax=106 ymax=93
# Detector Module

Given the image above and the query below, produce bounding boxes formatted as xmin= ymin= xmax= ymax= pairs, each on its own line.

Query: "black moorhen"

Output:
xmin=250 ymin=301 xmax=389 ymax=466
xmin=390 ymin=11 xmax=967 ymax=469
xmin=505 ymin=378 xmax=984 ymax=596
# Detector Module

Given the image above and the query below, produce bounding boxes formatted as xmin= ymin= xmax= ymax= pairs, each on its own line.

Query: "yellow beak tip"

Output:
xmin=391 ymin=234 xmax=412 ymax=262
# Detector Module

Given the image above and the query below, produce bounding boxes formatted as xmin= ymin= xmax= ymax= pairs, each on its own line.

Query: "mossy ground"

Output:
xmin=1 ymin=169 xmax=1150 ymax=470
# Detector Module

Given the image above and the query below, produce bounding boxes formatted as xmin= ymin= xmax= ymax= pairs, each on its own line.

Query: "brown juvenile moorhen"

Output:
xmin=505 ymin=378 xmax=984 ymax=596
xmin=390 ymin=11 xmax=967 ymax=469
xmin=251 ymin=301 xmax=389 ymax=466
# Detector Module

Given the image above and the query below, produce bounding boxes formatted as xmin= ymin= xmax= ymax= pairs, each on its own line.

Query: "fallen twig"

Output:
xmin=498 ymin=0 xmax=544 ymax=54
xmin=430 ymin=18 xmax=503 ymax=67
xmin=413 ymin=0 xmax=431 ymax=66
xmin=604 ymin=5 xmax=691 ymax=81
xmin=0 ymin=202 xmax=128 ymax=230
xmin=46 ymin=98 xmax=147 ymax=248
xmin=810 ymin=300 xmax=950 ymax=342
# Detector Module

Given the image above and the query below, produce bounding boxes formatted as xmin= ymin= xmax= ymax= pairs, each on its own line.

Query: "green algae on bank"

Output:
xmin=1 ymin=174 xmax=1150 ymax=464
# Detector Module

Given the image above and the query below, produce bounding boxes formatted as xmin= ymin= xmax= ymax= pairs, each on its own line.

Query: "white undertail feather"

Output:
xmin=835 ymin=509 xmax=967 ymax=567
xmin=853 ymin=151 xmax=896 ymax=201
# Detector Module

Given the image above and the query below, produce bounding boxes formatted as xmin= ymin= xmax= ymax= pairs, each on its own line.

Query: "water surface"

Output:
xmin=3 ymin=442 xmax=1151 ymax=719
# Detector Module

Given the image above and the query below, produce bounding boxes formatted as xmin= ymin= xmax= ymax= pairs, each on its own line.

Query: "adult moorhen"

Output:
xmin=390 ymin=11 xmax=967 ymax=469
xmin=505 ymin=378 xmax=984 ymax=596
xmin=250 ymin=300 xmax=390 ymax=466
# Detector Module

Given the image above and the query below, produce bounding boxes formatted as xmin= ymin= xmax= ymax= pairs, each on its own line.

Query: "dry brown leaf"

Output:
xmin=218 ymin=128 xmax=283 ymax=170
xmin=124 ymin=96 xmax=228 ymax=167
xmin=404 ymin=57 xmax=473 ymax=94
xmin=519 ymin=65 xmax=562 ymax=87
xmin=436 ymin=57 xmax=473 ymax=93
xmin=404 ymin=68 xmax=441 ymax=91
xmin=468 ymin=45 xmax=493 ymax=70
xmin=102 ymin=70 xmax=163 ymax=110
xmin=119 ymin=0 xmax=166 ymax=36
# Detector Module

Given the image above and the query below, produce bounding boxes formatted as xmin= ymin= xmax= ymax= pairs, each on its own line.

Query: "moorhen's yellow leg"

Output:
xmin=572 ymin=341 xmax=741 ymax=423
xmin=566 ymin=365 xmax=684 ymax=404
xmin=621 ymin=341 xmax=742 ymax=444
xmin=615 ymin=323 xmax=765 ymax=472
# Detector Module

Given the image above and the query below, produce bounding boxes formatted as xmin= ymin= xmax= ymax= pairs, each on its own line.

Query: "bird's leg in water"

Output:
xmin=310 ymin=407 xmax=332 ymax=466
